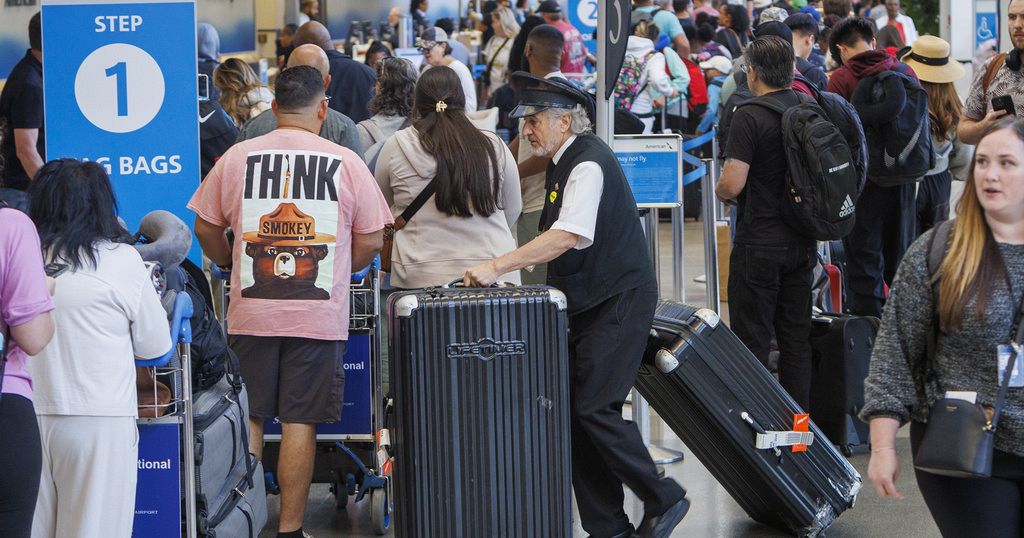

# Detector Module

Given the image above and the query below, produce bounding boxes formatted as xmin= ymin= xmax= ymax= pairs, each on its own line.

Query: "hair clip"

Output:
xmin=435 ymin=100 xmax=448 ymax=113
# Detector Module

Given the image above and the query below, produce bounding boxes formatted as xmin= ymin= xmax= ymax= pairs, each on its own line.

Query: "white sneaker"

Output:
xmin=694 ymin=274 xmax=707 ymax=283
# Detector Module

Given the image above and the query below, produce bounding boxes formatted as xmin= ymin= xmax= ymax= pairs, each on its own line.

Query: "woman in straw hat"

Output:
xmin=900 ymin=35 xmax=974 ymax=235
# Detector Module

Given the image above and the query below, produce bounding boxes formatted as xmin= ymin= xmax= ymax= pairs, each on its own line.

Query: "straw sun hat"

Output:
xmin=899 ymin=35 xmax=965 ymax=84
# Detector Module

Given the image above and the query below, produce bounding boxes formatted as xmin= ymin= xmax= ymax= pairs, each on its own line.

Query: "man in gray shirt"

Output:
xmin=237 ymin=44 xmax=364 ymax=158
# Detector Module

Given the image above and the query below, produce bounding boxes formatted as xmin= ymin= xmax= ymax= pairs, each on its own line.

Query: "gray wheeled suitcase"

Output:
xmin=387 ymin=285 xmax=572 ymax=538
xmin=636 ymin=301 xmax=861 ymax=537
xmin=193 ymin=375 xmax=267 ymax=537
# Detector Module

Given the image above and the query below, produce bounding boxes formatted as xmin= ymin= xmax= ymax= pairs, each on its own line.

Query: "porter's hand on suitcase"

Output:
xmin=464 ymin=261 xmax=498 ymax=288
xmin=867 ymin=448 xmax=903 ymax=499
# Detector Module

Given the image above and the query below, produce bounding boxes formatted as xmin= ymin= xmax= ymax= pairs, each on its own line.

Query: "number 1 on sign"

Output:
xmin=105 ymin=61 xmax=128 ymax=117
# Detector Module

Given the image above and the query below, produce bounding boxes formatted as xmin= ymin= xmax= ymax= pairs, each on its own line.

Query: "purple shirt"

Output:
xmin=1 ymin=208 xmax=53 ymax=400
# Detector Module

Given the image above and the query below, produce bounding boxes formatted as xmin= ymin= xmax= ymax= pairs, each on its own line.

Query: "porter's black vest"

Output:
xmin=540 ymin=135 xmax=655 ymax=314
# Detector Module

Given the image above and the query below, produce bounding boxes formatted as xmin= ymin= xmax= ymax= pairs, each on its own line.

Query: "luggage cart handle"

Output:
xmin=136 ymin=293 xmax=194 ymax=367
xmin=211 ymin=264 xmax=231 ymax=281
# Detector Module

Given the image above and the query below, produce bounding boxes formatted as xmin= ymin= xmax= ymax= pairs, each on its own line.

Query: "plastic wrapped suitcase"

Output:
xmin=809 ymin=313 xmax=880 ymax=456
xmin=636 ymin=301 xmax=861 ymax=538
xmin=387 ymin=285 xmax=571 ymax=538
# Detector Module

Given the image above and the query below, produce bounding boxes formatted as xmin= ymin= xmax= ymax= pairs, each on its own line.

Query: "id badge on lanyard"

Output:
xmin=996 ymin=343 xmax=1024 ymax=388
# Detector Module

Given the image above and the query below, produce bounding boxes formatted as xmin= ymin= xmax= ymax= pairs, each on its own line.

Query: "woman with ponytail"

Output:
xmin=861 ymin=117 xmax=1024 ymax=536
xmin=373 ymin=65 xmax=522 ymax=289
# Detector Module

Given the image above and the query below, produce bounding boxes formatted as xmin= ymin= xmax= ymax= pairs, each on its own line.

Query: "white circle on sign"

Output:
xmin=577 ymin=0 xmax=599 ymax=29
xmin=74 ymin=43 xmax=165 ymax=133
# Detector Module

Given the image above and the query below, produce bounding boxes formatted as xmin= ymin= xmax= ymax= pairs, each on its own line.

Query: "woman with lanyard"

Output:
xmin=862 ymin=117 xmax=1024 ymax=536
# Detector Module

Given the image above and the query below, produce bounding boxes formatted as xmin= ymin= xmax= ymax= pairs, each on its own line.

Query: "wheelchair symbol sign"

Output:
xmin=977 ymin=12 xmax=997 ymax=47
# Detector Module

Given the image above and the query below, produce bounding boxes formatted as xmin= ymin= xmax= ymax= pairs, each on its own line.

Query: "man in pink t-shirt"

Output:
xmin=538 ymin=0 xmax=589 ymax=75
xmin=188 ymin=65 xmax=391 ymax=538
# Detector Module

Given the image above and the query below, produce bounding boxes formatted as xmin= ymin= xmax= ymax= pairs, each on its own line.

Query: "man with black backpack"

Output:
xmin=827 ymin=17 xmax=929 ymax=318
xmin=715 ymin=36 xmax=856 ymax=409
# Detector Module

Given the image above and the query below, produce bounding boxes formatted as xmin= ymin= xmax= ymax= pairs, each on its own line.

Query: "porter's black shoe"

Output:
xmin=635 ymin=497 xmax=690 ymax=538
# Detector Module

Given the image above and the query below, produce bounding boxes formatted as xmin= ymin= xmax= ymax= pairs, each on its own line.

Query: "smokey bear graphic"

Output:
xmin=241 ymin=202 xmax=334 ymax=300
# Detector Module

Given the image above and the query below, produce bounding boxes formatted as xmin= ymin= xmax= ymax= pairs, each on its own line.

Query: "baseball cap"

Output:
xmin=758 ymin=6 xmax=790 ymax=25
xmin=417 ymin=26 xmax=449 ymax=48
xmin=700 ymin=55 xmax=733 ymax=75
xmin=537 ymin=0 xmax=562 ymax=14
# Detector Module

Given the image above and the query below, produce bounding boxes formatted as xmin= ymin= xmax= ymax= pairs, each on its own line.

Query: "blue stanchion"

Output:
xmin=681 ymin=130 xmax=715 ymax=186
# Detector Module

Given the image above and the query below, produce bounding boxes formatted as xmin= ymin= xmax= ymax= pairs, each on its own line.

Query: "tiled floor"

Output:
xmin=258 ymin=221 xmax=942 ymax=538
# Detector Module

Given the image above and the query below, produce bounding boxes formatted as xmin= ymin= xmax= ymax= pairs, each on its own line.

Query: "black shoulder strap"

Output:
xmin=395 ymin=157 xmax=445 ymax=229
xmin=925 ymin=219 xmax=954 ymax=360
xmin=743 ymin=94 xmax=790 ymax=116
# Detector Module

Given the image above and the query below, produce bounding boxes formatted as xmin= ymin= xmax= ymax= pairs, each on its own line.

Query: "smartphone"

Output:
xmin=44 ymin=262 xmax=69 ymax=278
xmin=992 ymin=94 xmax=1016 ymax=116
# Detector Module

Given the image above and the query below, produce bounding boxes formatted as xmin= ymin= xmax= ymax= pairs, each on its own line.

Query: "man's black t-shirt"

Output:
xmin=0 ymin=50 xmax=45 ymax=190
xmin=726 ymin=89 xmax=811 ymax=246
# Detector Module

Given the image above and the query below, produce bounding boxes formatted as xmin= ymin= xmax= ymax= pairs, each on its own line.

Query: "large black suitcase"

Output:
xmin=636 ymin=301 xmax=861 ymax=537
xmin=387 ymin=285 xmax=572 ymax=538
xmin=809 ymin=313 xmax=879 ymax=455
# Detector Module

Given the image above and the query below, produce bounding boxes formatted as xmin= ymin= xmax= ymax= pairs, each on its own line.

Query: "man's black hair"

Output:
xmin=528 ymin=23 xmax=565 ymax=52
xmin=785 ymin=13 xmax=818 ymax=40
xmin=830 ymin=16 xmax=875 ymax=49
xmin=673 ymin=0 xmax=692 ymax=11
xmin=436 ymin=17 xmax=455 ymax=34
xmin=274 ymin=65 xmax=325 ymax=111
xmin=29 ymin=12 xmax=42 ymax=52
xmin=282 ymin=23 xmax=299 ymax=36
xmin=745 ymin=35 xmax=795 ymax=89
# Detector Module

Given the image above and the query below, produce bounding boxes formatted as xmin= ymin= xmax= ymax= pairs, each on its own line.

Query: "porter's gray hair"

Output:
xmin=546 ymin=104 xmax=592 ymax=135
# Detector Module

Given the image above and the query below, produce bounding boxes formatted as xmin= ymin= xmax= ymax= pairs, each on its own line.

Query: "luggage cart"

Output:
xmin=133 ymin=292 xmax=198 ymax=538
xmin=215 ymin=259 xmax=393 ymax=535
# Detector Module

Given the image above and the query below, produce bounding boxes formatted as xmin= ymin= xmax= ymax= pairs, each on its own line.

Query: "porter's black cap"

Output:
xmin=509 ymin=71 xmax=594 ymax=119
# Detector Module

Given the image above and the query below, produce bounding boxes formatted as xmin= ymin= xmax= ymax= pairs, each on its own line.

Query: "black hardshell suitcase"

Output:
xmin=809 ymin=313 xmax=880 ymax=455
xmin=636 ymin=301 xmax=861 ymax=537
xmin=387 ymin=285 xmax=572 ymax=538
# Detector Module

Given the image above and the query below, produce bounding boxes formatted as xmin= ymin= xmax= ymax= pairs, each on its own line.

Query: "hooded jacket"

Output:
xmin=373 ymin=127 xmax=522 ymax=289
xmin=827 ymin=49 xmax=918 ymax=101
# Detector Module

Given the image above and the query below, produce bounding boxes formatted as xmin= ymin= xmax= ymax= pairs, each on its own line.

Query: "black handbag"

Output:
xmin=914 ymin=308 xmax=1022 ymax=478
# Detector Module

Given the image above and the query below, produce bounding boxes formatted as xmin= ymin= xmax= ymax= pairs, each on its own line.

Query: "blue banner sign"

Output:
xmin=614 ymin=134 xmax=683 ymax=208
xmin=42 ymin=0 xmax=200 ymax=260
xmin=134 ymin=422 xmax=182 ymax=538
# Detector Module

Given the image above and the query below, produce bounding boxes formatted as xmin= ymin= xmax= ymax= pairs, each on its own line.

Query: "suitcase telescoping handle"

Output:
xmin=443 ymin=279 xmax=518 ymax=289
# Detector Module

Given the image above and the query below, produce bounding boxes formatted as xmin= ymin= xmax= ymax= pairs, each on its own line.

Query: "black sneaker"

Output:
xmin=635 ymin=497 xmax=690 ymax=538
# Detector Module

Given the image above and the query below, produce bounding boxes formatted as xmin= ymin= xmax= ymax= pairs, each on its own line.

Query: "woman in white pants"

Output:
xmin=27 ymin=159 xmax=171 ymax=538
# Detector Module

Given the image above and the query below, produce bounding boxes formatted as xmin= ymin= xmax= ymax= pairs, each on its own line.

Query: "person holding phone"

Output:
xmin=0 ymin=199 xmax=54 ymax=538
xmin=959 ymin=0 xmax=1024 ymax=144
xmin=26 ymin=159 xmax=170 ymax=538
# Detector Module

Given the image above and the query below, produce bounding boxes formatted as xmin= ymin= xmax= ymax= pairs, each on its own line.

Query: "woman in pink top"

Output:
xmin=0 ymin=205 xmax=54 ymax=538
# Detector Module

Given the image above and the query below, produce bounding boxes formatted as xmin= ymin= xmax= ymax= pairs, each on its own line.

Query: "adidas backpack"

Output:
xmin=613 ymin=51 xmax=655 ymax=110
xmin=745 ymin=92 xmax=861 ymax=241
xmin=851 ymin=63 xmax=934 ymax=186
xmin=795 ymin=74 xmax=868 ymax=194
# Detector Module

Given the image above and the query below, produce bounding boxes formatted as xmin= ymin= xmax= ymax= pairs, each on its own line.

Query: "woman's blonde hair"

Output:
xmin=214 ymin=58 xmax=267 ymax=126
xmin=491 ymin=6 xmax=521 ymax=39
xmin=922 ymin=80 xmax=963 ymax=144
xmin=936 ymin=117 xmax=1024 ymax=331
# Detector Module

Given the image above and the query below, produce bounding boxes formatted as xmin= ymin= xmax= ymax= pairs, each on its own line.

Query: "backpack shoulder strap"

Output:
xmin=743 ymin=94 xmax=790 ymax=116
xmin=983 ymin=52 xmax=1007 ymax=93
xmin=925 ymin=219 xmax=954 ymax=359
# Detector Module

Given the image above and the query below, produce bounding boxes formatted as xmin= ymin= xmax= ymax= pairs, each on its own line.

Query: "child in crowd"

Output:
xmin=695 ymin=55 xmax=731 ymax=134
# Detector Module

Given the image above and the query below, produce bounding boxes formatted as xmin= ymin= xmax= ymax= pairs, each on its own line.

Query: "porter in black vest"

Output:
xmin=539 ymin=134 xmax=655 ymax=314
